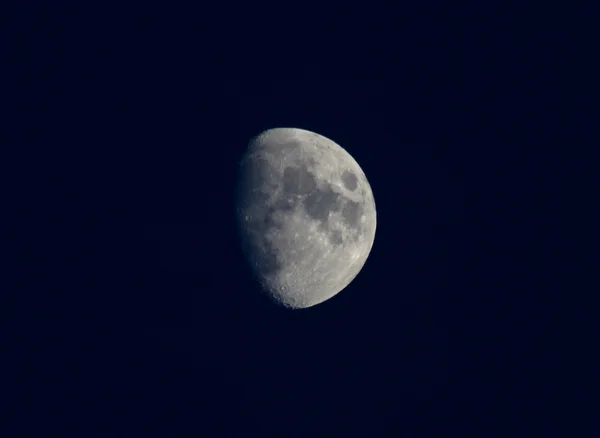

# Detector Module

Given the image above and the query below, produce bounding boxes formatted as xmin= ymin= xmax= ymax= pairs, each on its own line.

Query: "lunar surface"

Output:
xmin=235 ymin=127 xmax=377 ymax=309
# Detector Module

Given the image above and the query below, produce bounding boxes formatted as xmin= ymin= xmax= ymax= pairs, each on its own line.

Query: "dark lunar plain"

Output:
xmin=7 ymin=5 xmax=579 ymax=438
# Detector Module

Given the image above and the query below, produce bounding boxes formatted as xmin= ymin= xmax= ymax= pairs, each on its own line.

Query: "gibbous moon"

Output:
xmin=235 ymin=127 xmax=377 ymax=309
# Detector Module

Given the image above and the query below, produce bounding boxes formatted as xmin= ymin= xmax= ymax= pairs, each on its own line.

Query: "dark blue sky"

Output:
xmin=8 ymin=4 xmax=579 ymax=437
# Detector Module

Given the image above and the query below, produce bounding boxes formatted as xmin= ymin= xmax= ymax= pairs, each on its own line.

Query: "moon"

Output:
xmin=235 ymin=127 xmax=377 ymax=309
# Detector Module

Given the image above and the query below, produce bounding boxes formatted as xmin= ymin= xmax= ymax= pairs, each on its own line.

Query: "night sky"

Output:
xmin=8 ymin=4 xmax=580 ymax=437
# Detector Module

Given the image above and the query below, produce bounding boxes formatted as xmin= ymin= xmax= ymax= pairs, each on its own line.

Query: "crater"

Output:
xmin=329 ymin=229 xmax=343 ymax=245
xmin=261 ymin=206 xmax=284 ymax=231
xmin=238 ymin=156 xmax=280 ymax=207
xmin=283 ymin=165 xmax=317 ymax=195
xmin=303 ymin=184 xmax=342 ymax=222
xmin=249 ymin=239 xmax=281 ymax=276
xmin=240 ymin=222 xmax=282 ymax=277
xmin=277 ymin=139 xmax=302 ymax=154
xmin=341 ymin=170 xmax=358 ymax=191
xmin=273 ymin=196 xmax=297 ymax=212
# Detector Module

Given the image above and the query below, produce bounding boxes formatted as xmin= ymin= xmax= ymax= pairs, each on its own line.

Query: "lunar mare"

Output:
xmin=235 ymin=127 xmax=376 ymax=309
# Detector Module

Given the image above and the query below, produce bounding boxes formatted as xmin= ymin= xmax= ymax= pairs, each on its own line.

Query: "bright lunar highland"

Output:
xmin=235 ymin=127 xmax=377 ymax=309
